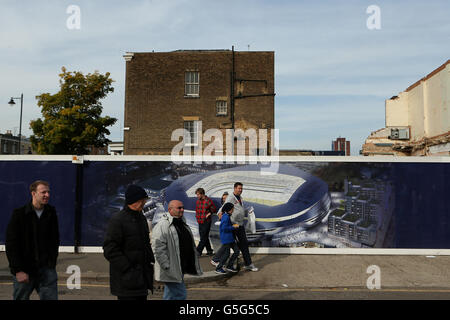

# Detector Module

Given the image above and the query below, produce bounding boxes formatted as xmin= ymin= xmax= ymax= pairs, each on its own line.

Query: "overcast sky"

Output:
xmin=1 ymin=0 xmax=449 ymax=155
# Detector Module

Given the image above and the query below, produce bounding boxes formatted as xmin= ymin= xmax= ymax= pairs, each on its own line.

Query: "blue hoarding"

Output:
xmin=1 ymin=158 xmax=450 ymax=249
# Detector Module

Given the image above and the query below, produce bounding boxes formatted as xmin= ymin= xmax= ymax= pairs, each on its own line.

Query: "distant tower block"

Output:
xmin=332 ymin=137 xmax=351 ymax=156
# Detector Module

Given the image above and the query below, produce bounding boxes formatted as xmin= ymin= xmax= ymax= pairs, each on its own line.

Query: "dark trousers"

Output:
xmin=233 ymin=226 xmax=252 ymax=266
xmin=216 ymin=242 xmax=240 ymax=269
xmin=196 ymin=220 xmax=213 ymax=254
xmin=13 ymin=267 xmax=58 ymax=300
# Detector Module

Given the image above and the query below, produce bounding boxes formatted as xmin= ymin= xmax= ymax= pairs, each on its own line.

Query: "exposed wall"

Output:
xmin=385 ymin=92 xmax=409 ymax=128
xmin=364 ymin=60 xmax=450 ymax=156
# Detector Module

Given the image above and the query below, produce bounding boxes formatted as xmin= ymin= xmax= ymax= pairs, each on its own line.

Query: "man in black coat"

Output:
xmin=6 ymin=180 xmax=60 ymax=300
xmin=103 ymin=185 xmax=155 ymax=300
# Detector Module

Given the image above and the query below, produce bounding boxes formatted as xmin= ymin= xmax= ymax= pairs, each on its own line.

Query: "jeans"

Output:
xmin=163 ymin=279 xmax=187 ymax=300
xmin=13 ymin=267 xmax=58 ymax=300
xmin=233 ymin=226 xmax=252 ymax=266
xmin=196 ymin=220 xmax=213 ymax=254
xmin=216 ymin=242 xmax=240 ymax=269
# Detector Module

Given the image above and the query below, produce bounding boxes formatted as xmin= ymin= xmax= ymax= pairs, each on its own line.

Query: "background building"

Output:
xmin=122 ymin=48 xmax=275 ymax=155
xmin=0 ymin=131 xmax=33 ymax=154
xmin=362 ymin=60 xmax=450 ymax=156
xmin=332 ymin=137 xmax=350 ymax=156
xmin=108 ymin=141 xmax=124 ymax=155
xmin=279 ymin=149 xmax=345 ymax=156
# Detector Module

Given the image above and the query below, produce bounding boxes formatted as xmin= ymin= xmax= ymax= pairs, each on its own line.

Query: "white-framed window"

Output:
xmin=184 ymin=120 xmax=200 ymax=146
xmin=12 ymin=144 xmax=16 ymax=154
xmin=185 ymin=71 xmax=199 ymax=96
xmin=216 ymin=100 xmax=227 ymax=115
xmin=2 ymin=143 xmax=7 ymax=153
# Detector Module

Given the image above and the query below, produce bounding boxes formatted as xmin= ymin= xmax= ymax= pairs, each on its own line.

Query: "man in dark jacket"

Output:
xmin=103 ymin=185 xmax=155 ymax=300
xmin=6 ymin=180 xmax=60 ymax=300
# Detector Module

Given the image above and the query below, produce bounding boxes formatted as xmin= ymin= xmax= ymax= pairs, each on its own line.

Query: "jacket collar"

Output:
xmin=164 ymin=212 xmax=187 ymax=225
xmin=25 ymin=201 xmax=47 ymax=215
xmin=124 ymin=205 xmax=141 ymax=214
xmin=232 ymin=193 xmax=244 ymax=206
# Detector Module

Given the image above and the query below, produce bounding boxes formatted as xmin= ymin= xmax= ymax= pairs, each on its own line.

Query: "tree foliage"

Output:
xmin=30 ymin=67 xmax=117 ymax=154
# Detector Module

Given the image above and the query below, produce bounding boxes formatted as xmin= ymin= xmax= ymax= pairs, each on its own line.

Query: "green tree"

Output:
xmin=30 ymin=67 xmax=117 ymax=154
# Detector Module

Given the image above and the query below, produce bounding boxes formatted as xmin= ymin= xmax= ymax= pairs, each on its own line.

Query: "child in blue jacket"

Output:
xmin=215 ymin=202 xmax=240 ymax=273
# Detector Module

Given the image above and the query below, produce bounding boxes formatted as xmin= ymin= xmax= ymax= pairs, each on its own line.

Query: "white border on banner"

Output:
xmin=79 ymin=155 xmax=450 ymax=163
xmin=2 ymin=154 xmax=450 ymax=163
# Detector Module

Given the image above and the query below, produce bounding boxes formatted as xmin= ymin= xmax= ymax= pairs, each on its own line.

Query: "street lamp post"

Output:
xmin=8 ymin=93 xmax=24 ymax=155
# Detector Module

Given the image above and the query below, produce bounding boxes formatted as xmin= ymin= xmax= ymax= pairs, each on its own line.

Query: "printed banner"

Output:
xmin=1 ymin=159 xmax=450 ymax=249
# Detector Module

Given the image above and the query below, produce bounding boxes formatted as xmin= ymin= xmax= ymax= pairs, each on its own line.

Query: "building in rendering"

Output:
xmin=328 ymin=179 xmax=391 ymax=247
xmin=362 ymin=60 xmax=450 ymax=156
xmin=122 ymin=48 xmax=275 ymax=155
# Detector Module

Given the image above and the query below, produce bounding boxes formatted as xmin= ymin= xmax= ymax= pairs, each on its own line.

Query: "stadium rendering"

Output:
xmin=163 ymin=164 xmax=331 ymax=242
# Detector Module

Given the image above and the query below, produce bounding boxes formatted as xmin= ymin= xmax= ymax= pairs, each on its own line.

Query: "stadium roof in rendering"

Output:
xmin=186 ymin=170 xmax=306 ymax=207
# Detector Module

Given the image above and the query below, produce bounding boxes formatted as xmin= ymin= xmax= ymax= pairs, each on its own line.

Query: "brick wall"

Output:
xmin=123 ymin=50 xmax=275 ymax=155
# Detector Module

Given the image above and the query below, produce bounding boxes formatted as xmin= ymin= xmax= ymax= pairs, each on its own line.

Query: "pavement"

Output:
xmin=2 ymin=252 xmax=450 ymax=291
xmin=0 ymin=251 xmax=230 ymax=287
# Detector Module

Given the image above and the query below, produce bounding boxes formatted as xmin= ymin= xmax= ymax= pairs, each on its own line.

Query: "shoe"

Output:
xmin=224 ymin=267 xmax=238 ymax=273
xmin=207 ymin=251 xmax=215 ymax=256
xmin=215 ymin=268 xmax=226 ymax=274
xmin=210 ymin=260 xmax=219 ymax=267
xmin=244 ymin=264 xmax=258 ymax=272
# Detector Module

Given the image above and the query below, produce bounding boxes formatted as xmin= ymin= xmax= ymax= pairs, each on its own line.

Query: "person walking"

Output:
xmin=103 ymin=184 xmax=155 ymax=300
xmin=214 ymin=203 xmax=240 ymax=274
xmin=195 ymin=188 xmax=216 ymax=256
xmin=211 ymin=191 xmax=232 ymax=267
xmin=6 ymin=180 xmax=60 ymax=300
xmin=152 ymin=200 xmax=202 ymax=300
xmin=224 ymin=182 xmax=258 ymax=272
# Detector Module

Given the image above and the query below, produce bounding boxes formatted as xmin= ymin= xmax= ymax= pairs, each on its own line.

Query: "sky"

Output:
xmin=1 ymin=0 xmax=449 ymax=155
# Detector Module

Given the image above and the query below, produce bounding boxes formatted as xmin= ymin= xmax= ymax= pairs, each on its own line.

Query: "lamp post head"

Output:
xmin=8 ymin=98 xmax=16 ymax=106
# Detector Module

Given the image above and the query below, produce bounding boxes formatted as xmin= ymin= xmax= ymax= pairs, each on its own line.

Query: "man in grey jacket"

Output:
xmin=151 ymin=200 xmax=202 ymax=300
xmin=223 ymin=182 xmax=258 ymax=272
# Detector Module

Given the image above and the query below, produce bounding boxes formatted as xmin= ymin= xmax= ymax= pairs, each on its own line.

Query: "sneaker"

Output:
xmin=215 ymin=268 xmax=226 ymax=274
xmin=210 ymin=259 xmax=219 ymax=267
xmin=244 ymin=264 xmax=258 ymax=272
xmin=224 ymin=267 xmax=238 ymax=273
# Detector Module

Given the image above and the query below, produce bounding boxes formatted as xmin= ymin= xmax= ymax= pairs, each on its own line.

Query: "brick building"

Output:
xmin=122 ymin=49 xmax=275 ymax=155
xmin=332 ymin=137 xmax=351 ymax=156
